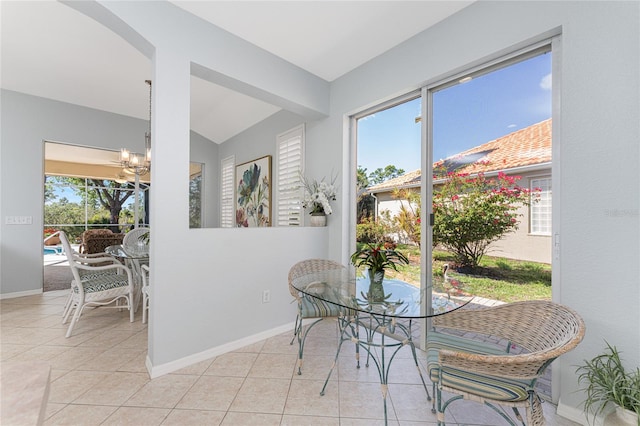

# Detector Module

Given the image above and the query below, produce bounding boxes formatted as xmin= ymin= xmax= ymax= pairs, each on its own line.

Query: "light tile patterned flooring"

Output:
xmin=0 ymin=290 xmax=580 ymax=425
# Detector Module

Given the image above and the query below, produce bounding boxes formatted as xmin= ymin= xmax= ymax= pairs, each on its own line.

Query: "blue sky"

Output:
xmin=357 ymin=53 xmax=552 ymax=175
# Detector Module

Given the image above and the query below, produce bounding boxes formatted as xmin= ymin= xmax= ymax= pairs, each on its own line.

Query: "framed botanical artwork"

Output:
xmin=235 ymin=155 xmax=272 ymax=227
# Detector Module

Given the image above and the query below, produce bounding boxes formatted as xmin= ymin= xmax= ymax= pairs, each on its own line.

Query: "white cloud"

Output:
xmin=507 ymin=124 xmax=517 ymax=128
xmin=540 ymin=73 xmax=552 ymax=90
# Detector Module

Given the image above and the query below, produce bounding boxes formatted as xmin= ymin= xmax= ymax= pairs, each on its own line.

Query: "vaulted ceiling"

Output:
xmin=2 ymin=1 xmax=473 ymax=144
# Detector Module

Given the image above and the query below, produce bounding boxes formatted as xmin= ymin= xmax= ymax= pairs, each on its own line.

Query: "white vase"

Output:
xmin=615 ymin=406 xmax=639 ymax=425
xmin=309 ymin=213 xmax=327 ymax=227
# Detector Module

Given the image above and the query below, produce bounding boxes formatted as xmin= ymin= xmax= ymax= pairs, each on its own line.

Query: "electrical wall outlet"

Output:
xmin=262 ymin=290 xmax=271 ymax=303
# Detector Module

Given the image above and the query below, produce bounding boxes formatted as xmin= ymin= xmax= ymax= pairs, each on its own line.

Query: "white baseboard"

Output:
xmin=147 ymin=322 xmax=296 ymax=379
xmin=556 ymin=400 xmax=587 ymax=425
xmin=0 ymin=288 xmax=43 ymax=299
xmin=557 ymin=398 xmax=613 ymax=426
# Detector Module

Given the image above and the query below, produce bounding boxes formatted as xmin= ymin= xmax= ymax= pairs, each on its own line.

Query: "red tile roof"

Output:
xmin=368 ymin=119 xmax=551 ymax=193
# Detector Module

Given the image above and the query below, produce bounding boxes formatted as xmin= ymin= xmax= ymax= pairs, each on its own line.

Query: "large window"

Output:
xmin=351 ymin=43 xmax=554 ymax=312
xmin=44 ymin=175 xmax=149 ymax=240
xmin=430 ymin=48 xmax=553 ymax=268
xmin=355 ymin=94 xmax=422 ymax=284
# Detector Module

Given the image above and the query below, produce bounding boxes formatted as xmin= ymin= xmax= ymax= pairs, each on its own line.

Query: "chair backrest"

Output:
xmin=123 ymin=227 xmax=150 ymax=253
xmin=59 ymin=231 xmax=84 ymax=286
xmin=80 ymin=229 xmax=125 ymax=254
xmin=288 ymin=259 xmax=346 ymax=300
xmin=433 ymin=300 xmax=586 ymax=356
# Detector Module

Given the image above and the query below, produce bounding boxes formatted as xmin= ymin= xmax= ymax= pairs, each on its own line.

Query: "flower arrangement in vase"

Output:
xmin=350 ymin=242 xmax=409 ymax=302
xmin=300 ymin=172 xmax=338 ymax=226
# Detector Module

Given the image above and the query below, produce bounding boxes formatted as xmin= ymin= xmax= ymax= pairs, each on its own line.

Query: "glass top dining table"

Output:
xmin=290 ymin=267 xmax=474 ymax=319
xmin=105 ymin=244 xmax=149 ymax=313
xmin=104 ymin=244 xmax=149 ymax=260
xmin=290 ymin=266 xmax=475 ymax=425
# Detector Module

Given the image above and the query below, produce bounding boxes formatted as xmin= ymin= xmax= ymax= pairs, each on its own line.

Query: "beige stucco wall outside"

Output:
xmin=373 ymin=170 xmax=552 ymax=264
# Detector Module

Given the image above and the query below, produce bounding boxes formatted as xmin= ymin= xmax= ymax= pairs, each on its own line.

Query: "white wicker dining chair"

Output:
xmin=141 ymin=264 xmax=150 ymax=324
xmin=123 ymin=227 xmax=150 ymax=255
xmin=288 ymin=259 xmax=353 ymax=375
xmin=426 ymin=300 xmax=585 ymax=426
xmin=59 ymin=231 xmax=135 ymax=337
xmin=60 ymin=236 xmax=122 ymax=320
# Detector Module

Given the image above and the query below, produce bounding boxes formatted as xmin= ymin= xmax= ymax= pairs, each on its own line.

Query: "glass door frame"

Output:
xmin=349 ymin=37 xmax=560 ymax=356
xmin=420 ymin=39 xmax=556 ymax=347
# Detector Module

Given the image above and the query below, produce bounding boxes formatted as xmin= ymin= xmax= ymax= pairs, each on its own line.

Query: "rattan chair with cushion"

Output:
xmin=59 ymin=231 xmax=135 ymax=337
xmin=288 ymin=259 xmax=354 ymax=375
xmin=79 ymin=229 xmax=125 ymax=254
xmin=426 ymin=300 xmax=585 ymax=426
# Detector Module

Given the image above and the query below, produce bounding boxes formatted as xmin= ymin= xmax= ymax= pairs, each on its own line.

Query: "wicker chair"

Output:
xmin=59 ymin=231 xmax=135 ymax=337
xmin=79 ymin=229 xmax=125 ymax=254
xmin=123 ymin=227 xmax=150 ymax=255
xmin=288 ymin=259 xmax=353 ymax=375
xmin=60 ymin=235 xmax=122 ymax=320
xmin=426 ymin=300 xmax=585 ymax=426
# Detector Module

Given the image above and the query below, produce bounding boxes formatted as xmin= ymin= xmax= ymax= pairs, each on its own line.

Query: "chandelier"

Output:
xmin=120 ymin=80 xmax=152 ymax=176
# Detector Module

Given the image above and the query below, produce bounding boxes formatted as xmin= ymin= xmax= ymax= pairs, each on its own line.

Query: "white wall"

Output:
xmin=78 ymin=1 xmax=335 ymax=372
xmin=219 ymin=110 xmax=305 ymax=167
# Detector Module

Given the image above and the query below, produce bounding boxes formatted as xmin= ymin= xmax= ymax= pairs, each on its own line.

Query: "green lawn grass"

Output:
xmin=381 ymin=246 xmax=552 ymax=303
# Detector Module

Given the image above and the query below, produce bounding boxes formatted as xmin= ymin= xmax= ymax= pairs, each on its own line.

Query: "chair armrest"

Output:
xmin=80 ymin=252 xmax=109 ymax=258
xmin=74 ymin=254 xmax=122 ymax=265
xmin=438 ymin=348 xmax=553 ymax=380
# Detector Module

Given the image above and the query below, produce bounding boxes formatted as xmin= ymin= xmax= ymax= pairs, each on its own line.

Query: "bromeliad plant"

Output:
xmin=350 ymin=242 xmax=409 ymax=276
xmin=351 ymin=242 xmax=409 ymax=303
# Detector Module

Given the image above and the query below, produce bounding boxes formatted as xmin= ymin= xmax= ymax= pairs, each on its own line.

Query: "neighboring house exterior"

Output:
xmin=368 ymin=119 xmax=552 ymax=264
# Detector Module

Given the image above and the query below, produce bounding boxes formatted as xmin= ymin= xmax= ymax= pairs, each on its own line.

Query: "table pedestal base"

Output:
xmin=320 ymin=312 xmax=431 ymax=425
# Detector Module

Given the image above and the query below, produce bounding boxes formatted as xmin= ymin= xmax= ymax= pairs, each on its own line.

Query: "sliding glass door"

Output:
xmin=352 ymin=43 xmax=554 ymax=352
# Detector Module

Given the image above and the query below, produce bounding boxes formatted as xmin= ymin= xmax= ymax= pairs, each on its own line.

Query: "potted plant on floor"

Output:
xmin=350 ymin=242 xmax=409 ymax=302
xmin=576 ymin=341 xmax=640 ymax=425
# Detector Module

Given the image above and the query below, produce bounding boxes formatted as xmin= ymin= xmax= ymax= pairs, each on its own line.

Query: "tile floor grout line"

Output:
xmin=1 ymin=291 xmax=577 ymax=426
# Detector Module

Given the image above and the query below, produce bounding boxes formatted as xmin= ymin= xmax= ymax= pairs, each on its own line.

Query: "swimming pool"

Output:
xmin=44 ymin=246 xmax=63 ymax=255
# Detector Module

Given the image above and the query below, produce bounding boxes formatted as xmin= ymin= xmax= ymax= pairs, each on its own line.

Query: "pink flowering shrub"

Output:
xmin=432 ymin=168 xmax=540 ymax=269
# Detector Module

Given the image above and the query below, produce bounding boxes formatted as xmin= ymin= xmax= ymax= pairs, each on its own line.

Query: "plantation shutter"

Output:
xmin=220 ymin=155 xmax=235 ymax=228
xmin=276 ymin=125 xmax=304 ymax=226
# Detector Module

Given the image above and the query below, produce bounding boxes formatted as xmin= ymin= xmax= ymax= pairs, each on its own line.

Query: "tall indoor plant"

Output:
xmin=576 ymin=342 xmax=640 ymax=425
xmin=350 ymin=242 xmax=409 ymax=302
